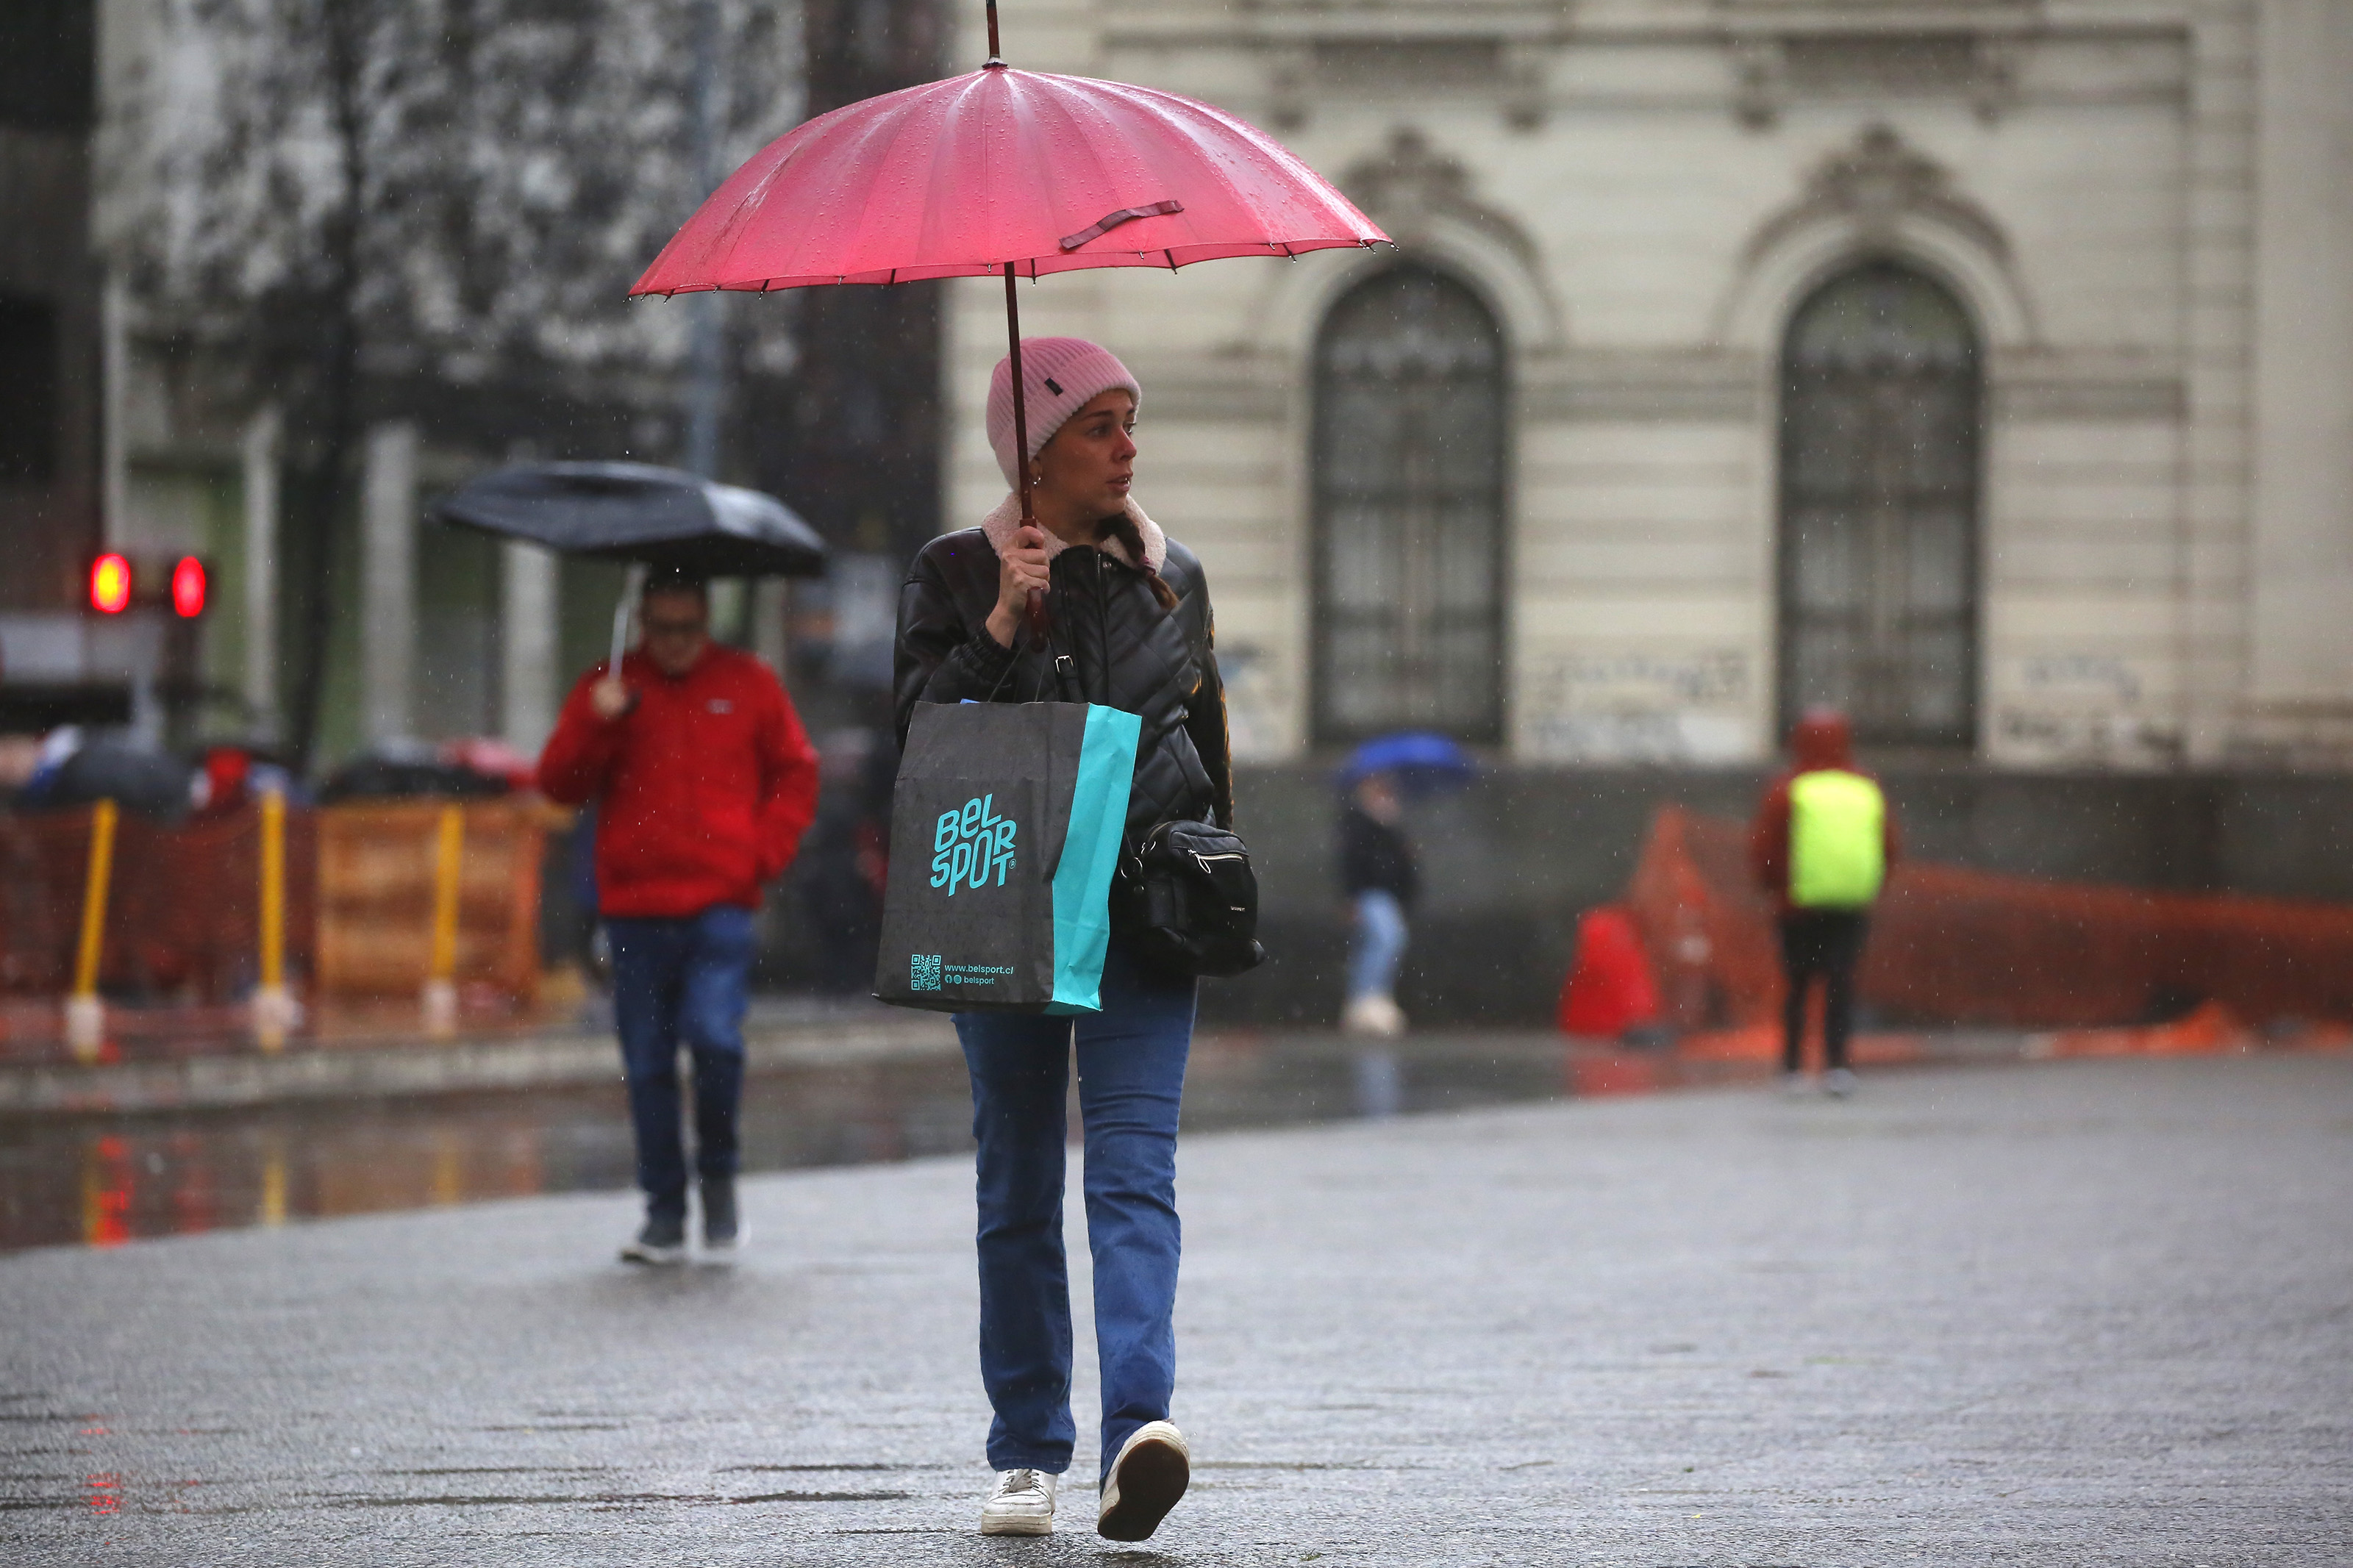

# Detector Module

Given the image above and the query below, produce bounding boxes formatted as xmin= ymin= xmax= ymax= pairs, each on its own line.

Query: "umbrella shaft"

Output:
xmin=1004 ymin=264 xmax=1031 ymax=524
xmin=985 ymin=0 xmax=1000 ymax=60
xmin=1004 ymin=264 xmax=1049 ymax=637
xmin=610 ymin=563 xmax=649 ymax=673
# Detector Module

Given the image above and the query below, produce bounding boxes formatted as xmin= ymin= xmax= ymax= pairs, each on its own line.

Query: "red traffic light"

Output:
xmin=90 ymin=554 xmax=132 ymax=615
xmin=171 ymin=556 xmax=207 ymax=617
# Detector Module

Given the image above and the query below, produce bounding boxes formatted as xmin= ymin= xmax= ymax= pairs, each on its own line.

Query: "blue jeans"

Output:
xmin=607 ymin=905 xmax=756 ymax=1222
xmin=954 ymin=943 xmax=1197 ymax=1485
xmin=1348 ymin=889 xmax=1408 ymax=1002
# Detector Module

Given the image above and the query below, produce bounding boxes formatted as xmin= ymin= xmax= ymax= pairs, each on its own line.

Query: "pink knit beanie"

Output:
xmin=987 ymin=337 xmax=1141 ymax=490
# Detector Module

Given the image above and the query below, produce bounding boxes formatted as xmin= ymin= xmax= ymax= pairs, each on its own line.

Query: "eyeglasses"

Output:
xmin=643 ymin=616 xmax=707 ymax=638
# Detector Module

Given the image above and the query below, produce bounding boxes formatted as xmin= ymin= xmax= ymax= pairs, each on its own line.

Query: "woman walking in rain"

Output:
xmin=895 ymin=337 xmax=1232 ymax=1542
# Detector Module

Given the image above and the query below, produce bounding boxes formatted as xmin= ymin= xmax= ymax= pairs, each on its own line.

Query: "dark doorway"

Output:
xmin=0 ymin=296 xmax=60 ymax=481
xmin=1312 ymin=265 xmax=1507 ymax=745
xmin=1777 ymin=259 xmax=1981 ymax=748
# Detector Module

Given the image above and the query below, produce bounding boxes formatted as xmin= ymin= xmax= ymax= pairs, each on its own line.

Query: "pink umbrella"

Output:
xmin=632 ymin=1 xmax=1388 ymax=620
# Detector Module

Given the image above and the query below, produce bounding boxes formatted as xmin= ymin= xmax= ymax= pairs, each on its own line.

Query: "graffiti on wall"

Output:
xmin=1996 ymin=654 xmax=2179 ymax=766
xmin=1524 ymin=651 xmax=1753 ymax=764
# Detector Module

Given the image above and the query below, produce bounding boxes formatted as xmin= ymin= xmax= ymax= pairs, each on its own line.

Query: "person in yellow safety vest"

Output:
xmin=1749 ymin=708 xmax=1901 ymax=1098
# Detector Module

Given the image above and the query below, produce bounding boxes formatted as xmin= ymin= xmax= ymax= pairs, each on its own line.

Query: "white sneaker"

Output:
xmin=1824 ymin=1067 xmax=1858 ymax=1098
xmin=979 ymin=1467 xmax=1056 ymax=1536
xmin=1343 ymin=994 xmax=1406 ymax=1037
xmin=1097 ymin=1420 xmax=1189 ymax=1542
xmin=1779 ymin=1070 xmax=1814 ymax=1100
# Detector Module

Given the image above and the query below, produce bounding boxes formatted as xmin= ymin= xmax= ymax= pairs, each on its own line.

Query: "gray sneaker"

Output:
xmin=701 ymin=1178 xmax=743 ymax=1259
xmin=619 ymin=1214 xmax=688 ymax=1266
xmin=1824 ymin=1067 xmax=1859 ymax=1099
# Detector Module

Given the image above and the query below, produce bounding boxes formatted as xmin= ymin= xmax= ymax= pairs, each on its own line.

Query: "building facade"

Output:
xmin=942 ymin=0 xmax=2353 ymax=771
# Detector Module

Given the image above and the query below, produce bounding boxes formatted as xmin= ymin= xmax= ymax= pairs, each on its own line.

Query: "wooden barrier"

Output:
xmin=315 ymin=799 xmax=549 ymax=1005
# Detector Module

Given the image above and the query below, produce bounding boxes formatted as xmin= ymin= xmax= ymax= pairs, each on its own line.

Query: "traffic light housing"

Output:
xmin=85 ymin=554 xmax=210 ymax=616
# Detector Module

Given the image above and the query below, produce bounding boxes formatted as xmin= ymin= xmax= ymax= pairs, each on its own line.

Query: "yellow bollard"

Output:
xmin=66 ymin=798 xmax=118 ymax=1062
xmin=259 ymin=1137 xmax=288 ymax=1228
xmin=422 ymin=803 xmax=464 ymax=1038
xmin=252 ymin=787 xmax=294 ymax=1052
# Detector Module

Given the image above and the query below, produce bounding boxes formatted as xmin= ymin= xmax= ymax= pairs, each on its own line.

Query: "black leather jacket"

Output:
xmin=894 ymin=527 xmax=1233 ymax=837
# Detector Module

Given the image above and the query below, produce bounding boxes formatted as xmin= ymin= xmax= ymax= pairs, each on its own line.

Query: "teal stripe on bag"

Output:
xmin=1046 ymin=704 xmax=1141 ymax=1014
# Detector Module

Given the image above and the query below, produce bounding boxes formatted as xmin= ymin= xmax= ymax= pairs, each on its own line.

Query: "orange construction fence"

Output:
xmin=1625 ymin=804 xmax=2353 ymax=1031
xmin=0 ymin=798 xmax=556 ymax=1009
xmin=0 ymin=804 xmax=318 ymax=1003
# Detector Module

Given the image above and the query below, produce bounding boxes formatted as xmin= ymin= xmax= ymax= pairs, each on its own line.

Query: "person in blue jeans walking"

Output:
xmin=538 ymin=570 xmax=819 ymax=1264
xmin=896 ymin=338 xmax=1232 ymax=1542
xmin=1339 ymin=770 xmax=1417 ymax=1036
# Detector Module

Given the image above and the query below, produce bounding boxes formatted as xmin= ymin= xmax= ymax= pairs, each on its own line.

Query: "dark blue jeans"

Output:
xmin=954 ymin=944 xmax=1197 ymax=1486
xmin=607 ymin=905 xmax=756 ymax=1222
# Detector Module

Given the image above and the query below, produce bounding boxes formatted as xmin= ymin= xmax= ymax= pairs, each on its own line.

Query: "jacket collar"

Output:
xmin=979 ymin=492 xmax=1166 ymax=573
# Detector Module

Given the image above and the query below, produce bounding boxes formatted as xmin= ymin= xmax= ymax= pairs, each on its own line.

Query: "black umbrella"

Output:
xmin=434 ymin=461 xmax=827 ymax=670
xmin=435 ymin=462 xmax=826 ymax=577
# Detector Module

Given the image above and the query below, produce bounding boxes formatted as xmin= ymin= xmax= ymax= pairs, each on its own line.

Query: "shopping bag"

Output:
xmin=874 ymin=699 xmax=1140 ymax=1014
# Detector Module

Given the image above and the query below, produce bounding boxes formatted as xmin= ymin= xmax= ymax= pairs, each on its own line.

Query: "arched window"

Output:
xmin=1778 ymin=260 xmax=1982 ymax=748
xmin=1312 ymin=264 xmax=1507 ymax=745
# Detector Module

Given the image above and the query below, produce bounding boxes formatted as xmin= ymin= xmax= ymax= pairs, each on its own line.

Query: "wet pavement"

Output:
xmin=0 ymin=1027 xmax=1579 ymax=1252
xmin=1 ymin=1053 xmax=2347 ymax=1564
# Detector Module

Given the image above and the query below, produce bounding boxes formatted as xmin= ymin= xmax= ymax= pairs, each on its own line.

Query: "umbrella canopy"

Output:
xmin=1338 ymin=731 xmax=1478 ymax=794
xmin=629 ymin=3 xmax=1385 ymax=632
xmin=630 ymin=66 xmax=1385 ymax=296
xmin=434 ymin=462 xmax=826 ymax=579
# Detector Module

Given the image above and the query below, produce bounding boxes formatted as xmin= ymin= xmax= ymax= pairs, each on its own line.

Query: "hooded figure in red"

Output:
xmin=1749 ymin=709 xmax=1899 ymax=1095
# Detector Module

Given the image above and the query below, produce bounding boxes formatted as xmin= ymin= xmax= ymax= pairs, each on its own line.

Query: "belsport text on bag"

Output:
xmin=932 ymin=794 xmax=1017 ymax=894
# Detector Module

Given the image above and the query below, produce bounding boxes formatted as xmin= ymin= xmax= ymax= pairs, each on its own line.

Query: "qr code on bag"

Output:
xmin=910 ymin=953 xmax=943 ymax=991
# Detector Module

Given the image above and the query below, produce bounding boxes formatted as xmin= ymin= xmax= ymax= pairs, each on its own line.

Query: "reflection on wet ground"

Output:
xmin=0 ymin=1031 xmax=1588 ymax=1253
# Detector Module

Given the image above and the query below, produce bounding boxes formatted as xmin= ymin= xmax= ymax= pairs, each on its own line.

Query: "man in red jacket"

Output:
xmin=1749 ymin=708 xmax=1900 ymax=1099
xmin=538 ymin=570 xmax=819 ymax=1263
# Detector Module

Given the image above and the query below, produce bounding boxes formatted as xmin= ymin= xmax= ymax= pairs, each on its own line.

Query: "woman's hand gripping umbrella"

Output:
xmin=629 ymin=0 xmax=1387 ymax=631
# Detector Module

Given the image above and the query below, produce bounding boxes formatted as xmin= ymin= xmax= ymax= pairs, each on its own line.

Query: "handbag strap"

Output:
xmin=977 ymin=609 xmax=1073 ymax=706
xmin=1043 ymin=612 xmax=1083 ymax=704
xmin=983 ymin=626 xmax=1026 ymax=704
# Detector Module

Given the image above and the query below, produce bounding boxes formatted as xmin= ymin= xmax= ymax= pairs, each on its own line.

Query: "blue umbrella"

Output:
xmin=1337 ymin=731 xmax=1477 ymax=794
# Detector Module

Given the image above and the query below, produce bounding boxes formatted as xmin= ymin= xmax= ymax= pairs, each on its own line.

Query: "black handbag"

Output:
xmin=1115 ymin=818 xmax=1267 ymax=978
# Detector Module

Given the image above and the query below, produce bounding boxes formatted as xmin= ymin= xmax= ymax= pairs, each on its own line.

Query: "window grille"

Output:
xmin=1312 ymin=265 xmax=1507 ymax=745
xmin=1777 ymin=260 xmax=1981 ymax=748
